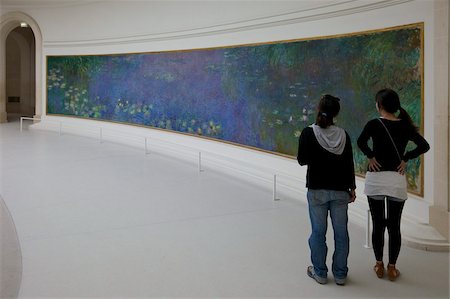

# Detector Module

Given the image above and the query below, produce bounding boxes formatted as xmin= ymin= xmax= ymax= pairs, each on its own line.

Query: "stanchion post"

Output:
xmin=273 ymin=174 xmax=280 ymax=201
xmin=364 ymin=209 xmax=371 ymax=249
xmin=144 ymin=137 xmax=149 ymax=155
xmin=198 ymin=152 xmax=204 ymax=173
xmin=59 ymin=122 xmax=62 ymax=136
xmin=99 ymin=128 xmax=103 ymax=143
xmin=20 ymin=117 xmax=23 ymax=132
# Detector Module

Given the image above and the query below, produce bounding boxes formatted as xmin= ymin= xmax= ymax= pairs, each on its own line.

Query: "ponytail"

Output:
xmin=315 ymin=94 xmax=340 ymax=128
xmin=316 ymin=112 xmax=333 ymax=128
xmin=398 ymin=106 xmax=418 ymax=132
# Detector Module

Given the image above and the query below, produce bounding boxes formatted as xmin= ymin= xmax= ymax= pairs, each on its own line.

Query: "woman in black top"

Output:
xmin=298 ymin=94 xmax=356 ymax=286
xmin=357 ymin=88 xmax=429 ymax=281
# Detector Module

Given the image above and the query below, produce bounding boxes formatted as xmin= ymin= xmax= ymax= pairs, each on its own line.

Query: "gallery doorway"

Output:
xmin=0 ymin=12 xmax=43 ymax=123
xmin=5 ymin=25 xmax=36 ymax=121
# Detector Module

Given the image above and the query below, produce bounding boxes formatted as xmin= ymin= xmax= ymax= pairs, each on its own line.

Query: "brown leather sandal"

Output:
xmin=373 ymin=261 xmax=384 ymax=278
xmin=387 ymin=264 xmax=400 ymax=281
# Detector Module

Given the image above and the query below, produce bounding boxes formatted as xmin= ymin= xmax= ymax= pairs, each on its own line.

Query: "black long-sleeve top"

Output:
xmin=297 ymin=127 xmax=356 ymax=191
xmin=357 ymin=118 xmax=430 ymax=172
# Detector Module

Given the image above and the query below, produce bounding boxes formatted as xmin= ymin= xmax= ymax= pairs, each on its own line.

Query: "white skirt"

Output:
xmin=364 ymin=171 xmax=408 ymax=200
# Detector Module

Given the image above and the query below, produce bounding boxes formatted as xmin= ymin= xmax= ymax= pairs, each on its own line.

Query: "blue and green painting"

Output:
xmin=47 ymin=23 xmax=423 ymax=194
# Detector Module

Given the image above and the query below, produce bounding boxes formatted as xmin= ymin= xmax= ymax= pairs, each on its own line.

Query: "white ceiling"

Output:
xmin=0 ymin=0 xmax=94 ymax=4
xmin=1 ymin=0 xmax=405 ymax=45
xmin=0 ymin=0 xmax=344 ymax=9
xmin=0 ymin=0 xmax=99 ymax=8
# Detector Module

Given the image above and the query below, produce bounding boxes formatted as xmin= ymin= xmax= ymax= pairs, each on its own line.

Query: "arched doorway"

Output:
xmin=5 ymin=26 xmax=35 ymax=121
xmin=0 ymin=12 xmax=43 ymax=123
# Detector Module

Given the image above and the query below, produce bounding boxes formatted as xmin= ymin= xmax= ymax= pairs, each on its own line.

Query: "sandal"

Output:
xmin=387 ymin=264 xmax=400 ymax=281
xmin=373 ymin=261 xmax=384 ymax=278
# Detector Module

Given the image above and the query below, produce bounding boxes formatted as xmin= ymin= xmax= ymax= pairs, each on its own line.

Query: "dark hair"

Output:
xmin=375 ymin=88 xmax=418 ymax=131
xmin=315 ymin=94 xmax=341 ymax=128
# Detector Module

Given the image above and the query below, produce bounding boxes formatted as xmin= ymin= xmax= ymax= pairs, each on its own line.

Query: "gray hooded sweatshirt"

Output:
xmin=311 ymin=124 xmax=346 ymax=155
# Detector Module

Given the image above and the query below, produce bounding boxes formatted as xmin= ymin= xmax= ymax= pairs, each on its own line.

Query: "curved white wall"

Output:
xmin=1 ymin=0 xmax=447 ymax=245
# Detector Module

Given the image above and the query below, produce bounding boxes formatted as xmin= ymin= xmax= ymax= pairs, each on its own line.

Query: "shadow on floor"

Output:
xmin=0 ymin=195 xmax=22 ymax=298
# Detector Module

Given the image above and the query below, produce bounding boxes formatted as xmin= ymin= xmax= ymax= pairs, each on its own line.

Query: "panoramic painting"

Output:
xmin=47 ymin=23 xmax=424 ymax=194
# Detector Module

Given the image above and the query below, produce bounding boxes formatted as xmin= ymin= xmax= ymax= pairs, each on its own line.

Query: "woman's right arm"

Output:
xmin=357 ymin=122 xmax=374 ymax=158
xmin=358 ymin=122 xmax=381 ymax=171
xmin=297 ymin=128 xmax=310 ymax=166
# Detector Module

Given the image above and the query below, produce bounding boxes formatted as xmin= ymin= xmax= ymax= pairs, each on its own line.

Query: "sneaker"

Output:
xmin=307 ymin=266 xmax=328 ymax=284
xmin=334 ymin=277 xmax=346 ymax=286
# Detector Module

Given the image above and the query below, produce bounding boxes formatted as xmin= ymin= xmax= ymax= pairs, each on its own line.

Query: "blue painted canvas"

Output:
xmin=47 ymin=24 xmax=423 ymax=194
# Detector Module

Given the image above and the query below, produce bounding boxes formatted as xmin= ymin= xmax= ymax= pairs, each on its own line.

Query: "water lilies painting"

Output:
xmin=47 ymin=23 xmax=423 ymax=194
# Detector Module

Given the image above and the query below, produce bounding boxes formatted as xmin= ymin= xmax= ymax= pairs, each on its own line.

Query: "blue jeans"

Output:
xmin=307 ymin=189 xmax=350 ymax=279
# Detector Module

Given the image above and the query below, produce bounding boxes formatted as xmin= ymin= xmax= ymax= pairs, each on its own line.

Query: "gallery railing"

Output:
xmin=20 ymin=116 xmax=371 ymax=248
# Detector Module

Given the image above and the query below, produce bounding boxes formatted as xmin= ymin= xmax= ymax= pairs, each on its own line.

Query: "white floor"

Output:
xmin=0 ymin=120 xmax=449 ymax=298
xmin=0 ymin=193 xmax=22 ymax=298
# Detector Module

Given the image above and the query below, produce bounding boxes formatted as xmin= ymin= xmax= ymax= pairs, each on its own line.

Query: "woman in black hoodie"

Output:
xmin=297 ymin=94 xmax=356 ymax=286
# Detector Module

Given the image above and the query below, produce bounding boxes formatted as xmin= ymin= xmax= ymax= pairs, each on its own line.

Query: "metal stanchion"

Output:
xmin=273 ymin=174 xmax=280 ymax=201
xmin=145 ymin=137 xmax=149 ymax=155
xmin=364 ymin=209 xmax=372 ymax=249
xmin=99 ymin=128 xmax=103 ymax=143
xmin=20 ymin=117 xmax=42 ymax=132
xmin=198 ymin=152 xmax=204 ymax=172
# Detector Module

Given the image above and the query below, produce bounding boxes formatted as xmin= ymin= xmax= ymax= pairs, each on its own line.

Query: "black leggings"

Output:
xmin=368 ymin=196 xmax=405 ymax=265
